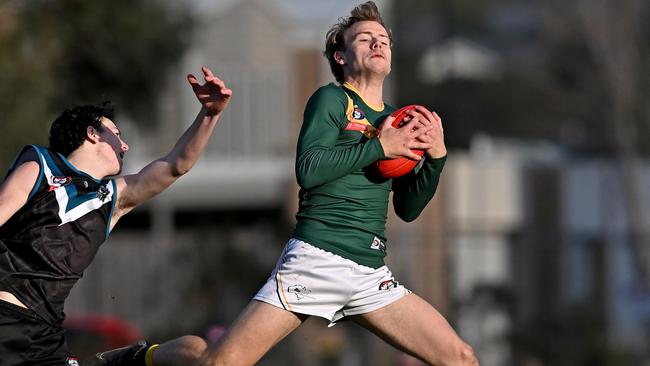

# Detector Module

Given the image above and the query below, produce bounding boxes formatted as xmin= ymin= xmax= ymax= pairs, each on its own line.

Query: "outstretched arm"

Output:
xmin=111 ymin=67 xmax=232 ymax=228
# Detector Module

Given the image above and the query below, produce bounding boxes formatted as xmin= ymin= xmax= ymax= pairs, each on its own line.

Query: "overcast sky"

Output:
xmin=189 ymin=0 xmax=391 ymax=25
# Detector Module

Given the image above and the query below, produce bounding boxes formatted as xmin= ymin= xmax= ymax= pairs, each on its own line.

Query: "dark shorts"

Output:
xmin=0 ymin=299 xmax=76 ymax=366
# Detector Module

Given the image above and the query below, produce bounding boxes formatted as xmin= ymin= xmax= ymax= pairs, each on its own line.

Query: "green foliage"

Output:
xmin=0 ymin=0 xmax=192 ymax=168
xmin=0 ymin=3 xmax=57 ymax=168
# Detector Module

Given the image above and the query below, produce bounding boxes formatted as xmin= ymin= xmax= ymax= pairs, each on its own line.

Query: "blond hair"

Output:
xmin=323 ymin=1 xmax=393 ymax=83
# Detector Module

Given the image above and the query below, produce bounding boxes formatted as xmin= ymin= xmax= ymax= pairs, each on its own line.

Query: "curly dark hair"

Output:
xmin=324 ymin=1 xmax=393 ymax=84
xmin=49 ymin=102 xmax=115 ymax=157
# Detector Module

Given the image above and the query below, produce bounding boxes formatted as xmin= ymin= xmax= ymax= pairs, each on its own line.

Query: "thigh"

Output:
xmin=0 ymin=300 xmax=71 ymax=366
xmin=199 ymin=300 xmax=307 ymax=366
xmin=338 ymin=265 xmax=408 ymax=322
xmin=350 ymin=293 xmax=472 ymax=366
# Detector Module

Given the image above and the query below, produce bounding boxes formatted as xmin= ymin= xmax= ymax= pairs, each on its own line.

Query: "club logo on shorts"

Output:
xmin=288 ymin=284 xmax=311 ymax=300
xmin=379 ymin=279 xmax=398 ymax=291
xmin=66 ymin=358 xmax=80 ymax=366
xmin=370 ymin=237 xmax=386 ymax=254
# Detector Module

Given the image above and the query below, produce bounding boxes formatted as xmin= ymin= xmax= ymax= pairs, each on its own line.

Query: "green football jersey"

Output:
xmin=292 ymin=83 xmax=446 ymax=268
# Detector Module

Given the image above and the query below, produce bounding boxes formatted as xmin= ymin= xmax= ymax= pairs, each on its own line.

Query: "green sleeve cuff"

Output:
xmin=424 ymin=154 xmax=447 ymax=171
xmin=370 ymin=137 xmax=386 ymax=160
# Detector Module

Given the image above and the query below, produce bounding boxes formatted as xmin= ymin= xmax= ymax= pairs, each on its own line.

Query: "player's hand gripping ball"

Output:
xmin=375 ymin=105 xmax=425 ymax=179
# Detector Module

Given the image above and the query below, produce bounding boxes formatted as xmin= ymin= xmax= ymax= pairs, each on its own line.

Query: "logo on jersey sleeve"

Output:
xmin=344 ymin=104 xmax=378 ymax=138
xmin=66 ymin=358 xmax=80 ymax=366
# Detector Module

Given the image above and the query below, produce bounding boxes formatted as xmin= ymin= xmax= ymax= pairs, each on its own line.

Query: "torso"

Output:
xmin=0 ymin=145 xmax=117 ymax=324
xmin=293 ymin=83 xmax=396 ymax=268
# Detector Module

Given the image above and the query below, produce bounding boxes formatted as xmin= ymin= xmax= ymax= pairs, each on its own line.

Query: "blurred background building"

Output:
xmin=1 ymin=0 xmax=650 ymax=365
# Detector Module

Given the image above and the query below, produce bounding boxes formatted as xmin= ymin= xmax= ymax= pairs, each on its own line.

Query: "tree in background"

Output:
xmin=0 ymin=0 xmax=192 ymax=167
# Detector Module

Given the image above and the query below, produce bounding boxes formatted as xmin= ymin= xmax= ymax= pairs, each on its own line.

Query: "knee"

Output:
xmin=173 ymin=335 xmax=208 ymax=359
xmin=426 ymin=340 xmax=478 ymax=366
xmin=457 ymin=342 xmax=478 ymax=366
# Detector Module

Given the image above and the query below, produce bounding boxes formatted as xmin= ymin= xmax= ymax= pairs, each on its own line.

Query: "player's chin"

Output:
xmin=368 ymin=62 xmax=390 ymax=76
xmin=112 ymin=162 xmax=123 ymax=176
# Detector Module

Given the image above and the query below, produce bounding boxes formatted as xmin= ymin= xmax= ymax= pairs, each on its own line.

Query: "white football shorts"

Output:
xmin=254 ymin=238 xmax=410 ymax=324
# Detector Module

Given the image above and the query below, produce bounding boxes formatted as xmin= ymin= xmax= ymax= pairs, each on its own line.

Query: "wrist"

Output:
xmin=374 ymin=136 xmax=387 ymax=159
xmin=426 ymin=147 xmax=447 ymax=159
xmin=201 ymin=106 xmax=221 ymax=118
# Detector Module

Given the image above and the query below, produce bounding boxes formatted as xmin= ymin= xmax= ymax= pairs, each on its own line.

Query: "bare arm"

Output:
xmin=111 ymin=67 xmax=232 ymax=227
xmin=0 ymin=162 xmax=39 ymax=226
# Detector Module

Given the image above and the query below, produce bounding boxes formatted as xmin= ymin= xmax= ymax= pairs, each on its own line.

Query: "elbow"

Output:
xmin=403 ymin=215 xmax=418 ymax=223
xmin=397 ymin=212 xmax=419 ymax=223
xmin=172 ymin=167 xmax=189 ymax=177
xmin=171 ymin=164 xmax=189 ymax=177
xmin=168 ymin=158 xmax=192 ymax=177
xmin=296 ymin=172 xmax=318 ymax=189
xmin=393 ymin=203 xmax=422 ymax=222
xmin=296 ymin=175 xmax=307 ymax=189
xmin=295 ymin=161 xmax=321 ymax=189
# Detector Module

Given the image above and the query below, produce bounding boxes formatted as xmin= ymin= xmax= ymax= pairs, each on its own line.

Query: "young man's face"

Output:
xmin=339 ymin=20 xmax=392 ymax=81
xmin=97 ymin=117 xmax=129 ymax=176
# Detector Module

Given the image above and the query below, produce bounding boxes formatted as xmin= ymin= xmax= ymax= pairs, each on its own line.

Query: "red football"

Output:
xmin=375 ymin=105 xmax=425 ymax=179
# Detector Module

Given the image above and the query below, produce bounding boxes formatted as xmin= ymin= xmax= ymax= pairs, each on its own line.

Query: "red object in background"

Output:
xmin=375 ymin=105 xmax=426 ymax=179
xmin=64 ymin=313 xmax=142 ymax=358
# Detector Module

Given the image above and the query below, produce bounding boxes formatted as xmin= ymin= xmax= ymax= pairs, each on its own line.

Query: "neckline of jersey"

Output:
xmin=55 ymin=150 xmax=103 ymax=184
xmin=342 ymin=82 xmax=385 ymax=112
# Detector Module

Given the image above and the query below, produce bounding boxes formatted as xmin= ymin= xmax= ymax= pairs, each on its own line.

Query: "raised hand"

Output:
xmin=187 ymin=67 xmax=233 ymax=116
